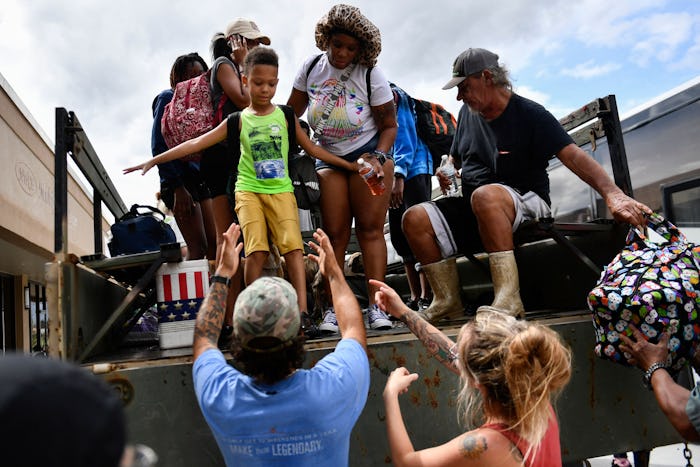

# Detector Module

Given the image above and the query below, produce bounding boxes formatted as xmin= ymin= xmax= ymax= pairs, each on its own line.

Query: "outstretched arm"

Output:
xmin=124 ymin=120 xmax=228 ymax=175
xmin=383 ymin=367 xmax=420 ymax=465
xmin=619 ymin=325 xmax=700 ymax=441
xmin=295 ymin=118 xmax=358 ymax=171
xmin=557 ymin=143 xmax=651 ymax=229
xmin=193 ymin=223 xmax=243 ymax=360
xmin=308 ymin=228 xmax=367 ymax=350
xmin=370 ymin=279 xmax=460 ymax=375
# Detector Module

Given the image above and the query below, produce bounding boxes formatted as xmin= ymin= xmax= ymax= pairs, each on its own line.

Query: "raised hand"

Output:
xmin=307 ymin=228 xmax=340 ymax=279
xmin=216 ymin=223 xmax=243 ymax=279
xmin=384 ymin=367 xmax=419 ymax=398
xmin=369 ymin=279 xmax=409 ymax=320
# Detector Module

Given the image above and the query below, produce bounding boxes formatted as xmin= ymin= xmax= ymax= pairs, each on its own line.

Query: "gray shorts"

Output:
xmin=423 ymin=184 xmax=551 ymax=258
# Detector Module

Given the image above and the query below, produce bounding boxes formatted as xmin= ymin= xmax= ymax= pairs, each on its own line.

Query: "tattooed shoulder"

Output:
xmin=459 ymin=433 xmax=488 ymax=459
xmin=372 ymin=101 xmax=397 ymax=125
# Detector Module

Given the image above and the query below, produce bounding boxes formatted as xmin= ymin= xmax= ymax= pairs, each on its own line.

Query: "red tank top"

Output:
xmin=481 ymin=408 xmax=561 ymax=467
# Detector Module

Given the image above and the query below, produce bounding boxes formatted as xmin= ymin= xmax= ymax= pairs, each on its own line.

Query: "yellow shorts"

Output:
xmin=234 ymin=191 xmax=303 ymax=256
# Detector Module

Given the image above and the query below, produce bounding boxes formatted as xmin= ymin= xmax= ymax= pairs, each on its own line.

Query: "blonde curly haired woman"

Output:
xmin=373 ymin=278 xmax=572 ymax=466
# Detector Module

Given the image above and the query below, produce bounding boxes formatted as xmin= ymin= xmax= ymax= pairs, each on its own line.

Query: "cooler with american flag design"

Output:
xmin=155 ymin=259 xmax=210 ymax=349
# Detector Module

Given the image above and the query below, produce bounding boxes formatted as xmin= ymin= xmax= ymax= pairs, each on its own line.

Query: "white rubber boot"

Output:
xmin=421 ymin=258 xmax=463 ymax=322
xmin=476 ymin=250 xmax=525 ymax=318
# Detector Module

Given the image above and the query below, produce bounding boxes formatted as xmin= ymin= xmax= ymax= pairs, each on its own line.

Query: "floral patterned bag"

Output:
xmin=587 ymin=213 xmax=700 ymax=375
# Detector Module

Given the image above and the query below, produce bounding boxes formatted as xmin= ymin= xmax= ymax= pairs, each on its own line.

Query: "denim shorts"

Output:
xmin=315 ymin=133 xmax=394 ymax=172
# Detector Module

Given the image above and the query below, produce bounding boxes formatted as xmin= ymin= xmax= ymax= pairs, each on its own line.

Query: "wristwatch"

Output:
xmin=370 ymin=150 xmax=387 ymax=165
xmin=643 ymin=361 xmax=666 ymax=390
xmin=210 ymin=275 xmax=231 ymax=287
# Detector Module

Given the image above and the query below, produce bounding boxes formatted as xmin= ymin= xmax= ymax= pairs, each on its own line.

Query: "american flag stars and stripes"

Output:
xmin=156 ymin=261 xmax=210 ymax=324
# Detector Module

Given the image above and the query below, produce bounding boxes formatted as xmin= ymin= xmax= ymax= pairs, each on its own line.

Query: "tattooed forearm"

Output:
xmin=372 ymin=101 xmax=398 ymax=132
xmin=194 ymin=283 xmax=228 ymax=346
xmin=401 ymin=309 xmax=460 ymax=375
xmin=459 ymin=434 xmax=488 ymax=459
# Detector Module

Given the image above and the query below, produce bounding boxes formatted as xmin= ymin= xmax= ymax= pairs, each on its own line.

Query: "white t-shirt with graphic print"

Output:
xmin=292 ymin=53 xmax=392 ymax=156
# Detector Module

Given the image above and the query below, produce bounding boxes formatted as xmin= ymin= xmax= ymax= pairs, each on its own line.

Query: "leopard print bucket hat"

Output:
xmin=315 ymin=4 xmax=381 ymax=67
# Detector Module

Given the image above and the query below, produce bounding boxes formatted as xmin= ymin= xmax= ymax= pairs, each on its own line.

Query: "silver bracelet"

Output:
xmin=447 ymin=342 xmax=458 ymax=362
xmin=643 ymin=361 xmax=666 ymax=390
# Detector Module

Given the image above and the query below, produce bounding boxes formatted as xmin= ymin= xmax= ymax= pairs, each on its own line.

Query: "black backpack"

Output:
xmin=414 ymin=99 xmax=457 ymax=172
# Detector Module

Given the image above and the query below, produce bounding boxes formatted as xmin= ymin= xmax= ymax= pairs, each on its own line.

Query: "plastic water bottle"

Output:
xmin=357 ymin=157 xmax=386 ymax=196
xmin=439 ymin=154 xmax=459 ymax=197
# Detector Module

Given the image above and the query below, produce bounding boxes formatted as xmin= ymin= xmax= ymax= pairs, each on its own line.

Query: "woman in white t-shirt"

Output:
xmin=287 ymin=4 xmax=397 ymax=333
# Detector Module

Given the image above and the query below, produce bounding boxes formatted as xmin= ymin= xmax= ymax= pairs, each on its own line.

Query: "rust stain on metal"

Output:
xmin=391 ymin=346 xmax=407 ymax=367
xmin=104 ymin=374 xmax=134 ymax=406
xmin=428 ymin=390 xmax=438 ymax=409
xmin=432 ymin=369 xmax=441 ymax=388
xmin=367 ymin=347 xmax=376 ymax=362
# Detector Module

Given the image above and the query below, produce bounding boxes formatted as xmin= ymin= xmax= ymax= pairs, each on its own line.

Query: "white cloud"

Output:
xmin=671 ymin=34 xmax=700 ymax=71
xmin=630 ymin=12 xmax=695 ymax=66
xmin=561 ymin=60 xmax=622 ymax=79
xmin=512 ymin=85 xmax=551 ymax=108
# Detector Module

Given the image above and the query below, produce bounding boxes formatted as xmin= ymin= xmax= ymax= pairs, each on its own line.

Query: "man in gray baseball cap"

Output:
xmin=402 ymin=47 xmax=651 ymax=323
xmin=192 ymin=224 xmax=369 ymax=466
xmin=442 ymin=48 xmax=499 ymax=90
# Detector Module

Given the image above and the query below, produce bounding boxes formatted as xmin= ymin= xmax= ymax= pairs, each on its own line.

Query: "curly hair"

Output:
xmin=456 ymin=311 xmax=572 ymax=462
xmin=169 ymin=52 xmax=208 ymax=89
xmin=230 ymin=335 xmax=306 ymax=385
xmin=243 ymin=46 xmax=278 ymax=75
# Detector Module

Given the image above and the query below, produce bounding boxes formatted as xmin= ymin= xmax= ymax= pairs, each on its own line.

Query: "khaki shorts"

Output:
xmin=234 ymin=191 xmax=303 ymax=256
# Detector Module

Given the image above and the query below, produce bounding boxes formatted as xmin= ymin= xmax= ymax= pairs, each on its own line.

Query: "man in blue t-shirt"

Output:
xmin=403 ymin=47 xmax=652 ymax=322
xmin=192 ymin=224 xmax=369 ymax=466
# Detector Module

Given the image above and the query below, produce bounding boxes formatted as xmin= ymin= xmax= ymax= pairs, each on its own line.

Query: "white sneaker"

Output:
xmin=319 ymin=308 xmax=338 ymax=334
xmin=367 ymin=304 xmax=392 ymax=330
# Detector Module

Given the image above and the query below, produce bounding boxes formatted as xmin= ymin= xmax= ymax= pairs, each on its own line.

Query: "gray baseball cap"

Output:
xmin=233 ymin=276 xmax=300 ymax=352
xmin=442 ymin=48 xmax=499 ymax=90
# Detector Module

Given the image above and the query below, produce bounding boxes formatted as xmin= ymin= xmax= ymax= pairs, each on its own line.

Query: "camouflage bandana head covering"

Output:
xmin=315 ymin=4 xmax=381 ymax=67
xmin=233 ymin=276 xmax=300 ymax=352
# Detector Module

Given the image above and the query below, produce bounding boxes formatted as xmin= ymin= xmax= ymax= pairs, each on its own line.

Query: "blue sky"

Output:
xmin=1 ymin=0 xmax=699 ymax=210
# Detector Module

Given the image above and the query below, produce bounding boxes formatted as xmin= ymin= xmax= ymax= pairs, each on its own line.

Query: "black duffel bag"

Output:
xmin=108 ymin=204 xmax=177 ymax=256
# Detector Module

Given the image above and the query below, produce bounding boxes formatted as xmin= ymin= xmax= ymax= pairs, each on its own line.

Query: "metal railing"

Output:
xmin=54 ymin=108 xmax=127 ymax=256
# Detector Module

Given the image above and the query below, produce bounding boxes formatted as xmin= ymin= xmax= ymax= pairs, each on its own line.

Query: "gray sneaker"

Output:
xmin=367 ymin=304 xmax=392 ymax=330
xmin=319 ymin=308 xmax=338 ymax=334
